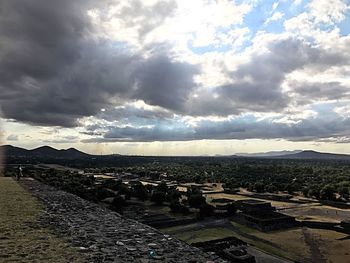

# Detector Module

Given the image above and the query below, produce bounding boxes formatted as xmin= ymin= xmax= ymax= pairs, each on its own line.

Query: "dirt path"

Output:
xmin=301 ymin=227 xmax=326 ymax=263
xmin=0 ymin=177 xmax=85 ymax=262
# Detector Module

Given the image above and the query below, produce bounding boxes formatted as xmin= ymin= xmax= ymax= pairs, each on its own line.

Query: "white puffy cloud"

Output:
xmin=334 ymin=104 xmax=350 ymax=118
xmin=308 ymin=0 xmax=349 ymax=25
xmin=265 ymin=11 xmax=284 ymax=25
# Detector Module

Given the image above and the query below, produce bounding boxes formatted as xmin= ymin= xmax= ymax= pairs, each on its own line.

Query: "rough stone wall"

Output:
xmin=21 ymin=179 xmax=222 ymax=263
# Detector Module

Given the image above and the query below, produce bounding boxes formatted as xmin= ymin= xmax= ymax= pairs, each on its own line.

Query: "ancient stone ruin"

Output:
xmin=21 ymin=179 xmax=223 ymax=263
xmin=236 ymin=199 xmax=296 ymax=232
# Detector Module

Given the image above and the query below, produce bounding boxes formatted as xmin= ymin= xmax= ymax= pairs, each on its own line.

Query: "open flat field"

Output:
xmin=205 ymin=192 xmax=312 ymax=209
xmin=0 ymin=177 xmax=84 ymax=262
xmin=283 ymin=205 xmax=350 ymax=223
xmin=231 ymin=222 xmax=350 ymax=263
xmin=163 ymin=218 xmax=350 ymax=263
xmin=206 ymin=192 xmax=350 ymax=223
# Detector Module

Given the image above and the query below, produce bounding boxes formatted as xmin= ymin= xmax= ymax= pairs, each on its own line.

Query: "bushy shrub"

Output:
xmin=131 ymin=182 xmax=148 ymax=201
xmin=226 ymin=203 xmax=237 ymax=216
xmin=199 ymin=203 xmax=214 ymax=219
xmin=166 ymin=188 xmax=181 ymax=203
xmin=111 ymin=195 xmax=126 ymax=213
xmin=95 ymin=186 xmax=115 ymax=201
xmin=188 ymin=194 xmax=206 ymax=208
xmin=170 ymin=201 xmax=181 ymax=213
xmin=151 ymin=191 xmax=166 ymax=205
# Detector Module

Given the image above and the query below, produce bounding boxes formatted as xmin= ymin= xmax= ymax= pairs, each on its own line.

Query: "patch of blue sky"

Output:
xmin=338 ymin=14 xmax=350 ymax=36
xmin=261 ymin=0 xmax=308 ymax=31
xmin=242 ymin=2 xmax=270 ymax=35
xmin=188 ymin=44 xmax=232 ymax=55
xmin=310 ymin=103 xmax=339 ymax=118
xmin=277 ymin=0 xmax=306 ymax=16
xmin=285 ymin=0 xmax=308 ymax=14
xmin=256 ymin=0 xmax=309 ymax=31
xmin=263 ymin=19 xmax=285 ymax=34
xmin=240 ymin=1 xmax=282 ymax=32
xmin=189 ymin=0 xmax=312 ymax=55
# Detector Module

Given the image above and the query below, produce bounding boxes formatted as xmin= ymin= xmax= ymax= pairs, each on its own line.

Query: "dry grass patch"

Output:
xmin=284 ymin=206 xmax=350 ymax=223
xmin=251 ymin=228 xmax=311 ymax=260
xmin=307 ymin=228 xmax=350 ymax=263
xmin=173 ymin=227 xmax=235 ymax=244
xmin=205 ymin=193 xmax=303 ymax=209
xmin=0 ymin=177 xmax=85 ymax=262
xmin=231 ymin=220 xmax=350 ymax=263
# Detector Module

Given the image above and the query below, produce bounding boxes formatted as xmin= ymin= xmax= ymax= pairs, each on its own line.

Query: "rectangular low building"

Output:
xmin=236 ymin=199 xmax=296 ymax=231
xmin=237 ymin=199 xmax=274 ymax=213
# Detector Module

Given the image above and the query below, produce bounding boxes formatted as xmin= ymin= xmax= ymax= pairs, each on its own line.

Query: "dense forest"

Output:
xmin=4 ymin=156 xmax=350 ymax=201
xmin=85 ymin=157 xmax=350 ymax=201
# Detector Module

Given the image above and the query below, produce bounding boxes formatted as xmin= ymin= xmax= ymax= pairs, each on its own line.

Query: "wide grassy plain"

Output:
xmin=0 ymin=177 xmax=84 ymax=262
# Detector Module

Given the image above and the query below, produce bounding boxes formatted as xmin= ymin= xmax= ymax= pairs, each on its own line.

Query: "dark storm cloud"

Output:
xmin=82 ymin=111 xmax=350 ymax=143
xmin=0 ymin=0 xmax=198 ymax=127
xmin=197 ymin=114 xmax=350 ymax=141
xmin=0 ymin=0 xmax=91 ymax=82
xmin=103 ymin=124 xmax=192 ymax=141
xmin=133 ymin=55 xmax=199 ymax=111
xmin=0 ymin=0 xmax=105 ymax=126
xmin=97 ymin=105 xmax=174 ymax=122
xmin=219 ymin=39 xmax=304 ymax=109
xmin=188 ymin=38 xmax=350 ymax=116
xmin=0 ymin=40 xmax=139 ymax=126
xmin=1 ymin=0 xmax=350 ymax=145
xmin=291 ymin=81 xmax=350 ymax=103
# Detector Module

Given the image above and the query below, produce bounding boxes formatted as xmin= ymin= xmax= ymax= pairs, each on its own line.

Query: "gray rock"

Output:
xmin=21 ymin=179 xmax=222 ymax=263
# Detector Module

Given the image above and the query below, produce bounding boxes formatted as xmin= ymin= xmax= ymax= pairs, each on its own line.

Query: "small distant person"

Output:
xmin=16 ymin=165 xmax=23 ymax=181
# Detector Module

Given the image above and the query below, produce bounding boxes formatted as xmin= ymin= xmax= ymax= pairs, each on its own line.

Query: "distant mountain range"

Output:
xmin=1 ymin=145 xmax=350 ymax=160
xmin=237 ymin=150 xmax=302 ymax=157
xmin=273 ymin=150 xmax=350 ymax=160
xmin=238 ymin=150 xmax=350 ymax=160
xmin=0 ymin=145 xmax=91 ymax=159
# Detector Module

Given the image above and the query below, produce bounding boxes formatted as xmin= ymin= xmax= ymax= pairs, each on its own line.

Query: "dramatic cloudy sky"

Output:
xmin=1 ymin=0 xmax=350 ymax=155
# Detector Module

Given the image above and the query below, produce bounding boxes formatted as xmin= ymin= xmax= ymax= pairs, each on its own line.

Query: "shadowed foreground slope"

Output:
xmin=16 ymin=178 xmax=219 ymax=263
xmin=0 ymin=177 xmax=85 ymax=262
